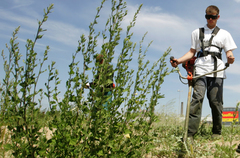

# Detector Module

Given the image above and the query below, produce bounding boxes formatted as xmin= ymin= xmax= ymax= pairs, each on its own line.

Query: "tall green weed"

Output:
xmin=0 ymin=0 xmax=173 ymax=157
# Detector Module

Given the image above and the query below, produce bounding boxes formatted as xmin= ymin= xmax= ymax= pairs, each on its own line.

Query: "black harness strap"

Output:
xmin=199 ymin=27 xmax=204 ymax=48
xmin=198 ymin=26 xmax=222 ymax=77
xmin=209 ymin=26 xmax=220 ymax=45
xmin=199 ymin=26 xmax=221 ymax=55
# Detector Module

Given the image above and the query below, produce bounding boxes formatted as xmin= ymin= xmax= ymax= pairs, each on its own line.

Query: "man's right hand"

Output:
xmin=170 ymin=57 xmax=179 ymax=68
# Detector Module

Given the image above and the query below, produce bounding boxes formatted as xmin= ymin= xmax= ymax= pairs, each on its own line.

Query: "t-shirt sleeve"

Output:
xmin=191 ymin=29 xmax=199 ymax=51
xmin=223 ymin=31 xmax=237 ymax=52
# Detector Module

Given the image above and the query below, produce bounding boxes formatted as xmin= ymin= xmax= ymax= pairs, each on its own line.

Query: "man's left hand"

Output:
xmin=227 ymin=55 xmax=235 ymax=64
xmin=226 ymin=50 xmax=235 ymax=64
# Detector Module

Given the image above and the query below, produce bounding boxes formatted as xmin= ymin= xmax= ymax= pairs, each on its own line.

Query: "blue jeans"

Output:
xmin=188 ymin=77 xmax=223 ymax=136
xmin=103 ymin=91 xmax=112 ymax=110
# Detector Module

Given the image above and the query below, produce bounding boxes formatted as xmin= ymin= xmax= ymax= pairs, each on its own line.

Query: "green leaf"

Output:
xmin=124 ymin=129 xmax=131 ymax=134
xmin=86 ymin=67 xmax=92 ymax=71
xmin=37 ymin=34 xmax=44 ymax=39
xmin=69 ymin=139 xmax=77 ymax=145
xmin=97 ymin=150 xmax=104 ymax=156
xmin=4 ymin=144 xmax=12 ymax=151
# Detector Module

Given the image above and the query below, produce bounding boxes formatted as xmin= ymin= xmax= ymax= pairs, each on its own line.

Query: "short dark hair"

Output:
xmin=96 ymin=54 xmax=104 ymax=63
xmin=206 ymin=5 xmax=219 ymax=14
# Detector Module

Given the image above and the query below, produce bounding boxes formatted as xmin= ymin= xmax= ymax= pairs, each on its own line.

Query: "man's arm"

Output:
xmin=170 ymin=48 xmax=196 ymax=67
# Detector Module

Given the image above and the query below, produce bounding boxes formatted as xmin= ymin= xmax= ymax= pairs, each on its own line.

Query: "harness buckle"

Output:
xmin=211 ymin=33 xmax=216 ymax=37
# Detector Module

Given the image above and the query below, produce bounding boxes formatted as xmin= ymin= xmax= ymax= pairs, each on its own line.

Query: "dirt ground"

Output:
xmin=1 ymin=126 xmax=240 ymax=157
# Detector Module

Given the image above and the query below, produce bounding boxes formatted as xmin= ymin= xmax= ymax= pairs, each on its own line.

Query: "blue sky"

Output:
xmin=0 ymin=0 xmax=240 ymax=117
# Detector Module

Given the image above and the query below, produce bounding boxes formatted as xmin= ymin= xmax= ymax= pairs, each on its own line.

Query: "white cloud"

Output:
xmin=0 ymin=10 xmax=38 ymax=29
xmin=225 ymin=84 xmax=240 ymax=93
xmin=0 ymin=22 xmax=17 ymax=32
xmin=44 ymin=21 xmax=89 ymax=47
xmin=121 ymin=5 xmax=200 ymax=56
xmin=12 ymin=0 xmax=33 ymax=9
xmin=235 ymin=0 xmax=240 ymax=2
xmin=0 ymin=8 xmax=89 ymax=48
xmin=142 ymin=6 xmax=162 ymax=13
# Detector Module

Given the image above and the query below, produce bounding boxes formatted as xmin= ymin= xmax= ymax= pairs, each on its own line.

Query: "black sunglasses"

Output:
xmin=205 ymin=14 xmax=218 ymax=20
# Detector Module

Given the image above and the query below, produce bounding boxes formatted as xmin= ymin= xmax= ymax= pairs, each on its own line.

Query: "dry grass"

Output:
xmin=1 ymin=122 xmax=240 ymax=157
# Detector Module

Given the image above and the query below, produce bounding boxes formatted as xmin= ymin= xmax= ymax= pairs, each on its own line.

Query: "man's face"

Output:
xmin=205 ymin=12 xmax=219 ymax=29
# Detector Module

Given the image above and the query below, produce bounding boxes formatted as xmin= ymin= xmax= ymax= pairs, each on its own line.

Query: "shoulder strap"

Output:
xmin=199 ymin=26 xmax=220 ymax=42
xmin=199 ymin=27 xmax=205 ymax=55
xmin=209 ymin=26 xmax=220 ymax=45
xmin=199 ymin=27 xmax=204 ymax=41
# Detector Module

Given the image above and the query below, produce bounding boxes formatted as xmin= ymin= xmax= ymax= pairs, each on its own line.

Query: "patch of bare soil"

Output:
xmin=0 ymin=126 xmax=57 ymax=158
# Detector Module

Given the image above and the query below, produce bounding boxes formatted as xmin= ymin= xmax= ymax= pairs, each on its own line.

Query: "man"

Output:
xmin=86 ymin=54 xmax=114 ymax=111
xmin=170 ymin=5 xmax=237 ymax=140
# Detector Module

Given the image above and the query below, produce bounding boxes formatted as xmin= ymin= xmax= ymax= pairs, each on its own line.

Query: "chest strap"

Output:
xmin=197 ymin=51 xmax=222 ymax=60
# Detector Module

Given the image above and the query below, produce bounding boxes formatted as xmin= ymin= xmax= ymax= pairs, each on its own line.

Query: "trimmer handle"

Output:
xmin=225 ymin=63 xmax=229 ymax=67
xmin=170 ymin=56 xmax=175 ymax=62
